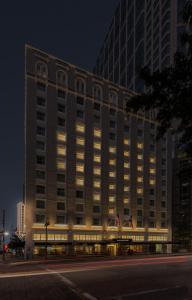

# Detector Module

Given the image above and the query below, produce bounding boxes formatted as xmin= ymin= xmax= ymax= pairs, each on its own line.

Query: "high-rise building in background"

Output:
xmin=94 ymin=0 xmax=187 ymax=92
xmin=16 ymin=202 xmax=25 ymax=237
xmin=24 ymin=45 xmax=172 ymax=256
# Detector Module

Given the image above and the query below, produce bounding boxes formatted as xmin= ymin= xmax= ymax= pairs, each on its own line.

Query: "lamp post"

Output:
xmin=2 ymin=209 xmax=5 ymax=262
xmin=44 ymin=219 xmax=50 ymax=259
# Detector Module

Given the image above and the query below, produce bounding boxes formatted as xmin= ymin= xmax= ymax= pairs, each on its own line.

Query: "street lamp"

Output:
xmin=44 ymin=219 xmax=50 ymax=259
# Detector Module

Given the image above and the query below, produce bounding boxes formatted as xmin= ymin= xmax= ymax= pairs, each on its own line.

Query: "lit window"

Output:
xmin=57 ymin=132 xmax=66 ymax=142
xmin=109 ymin=146 xmax=116 ymax=153
xmin=124 ymin=174 xmax=130 ymax=180
xmin=109 ymin=159 xmax=116 ymax=165
xmin=137 ymin=165 xmax=143 ymax=172
xmin=94 ymin=142 xmax=101 ymax=150
xmin=124 ymin=151 xmax=130 ymax=157
xmin=137 ymin=177 xmax=143 ymax=183
xmin=150 ymin=179 xmax=156 ymax=185
xmin=137 ymin=143 xmax=144 ymax=149
xmin=94 ymin=180 xmax=101 ymax=188
xmin=94 ymin=128 xmax=101 ymax=137
xmin=57 ymin=160 xmax=66 ymax=170
xmin=124 ymin=162 xmax=130 ymax=168
xmin=109 ymin=208 xmax=115 ymax=215
xmin=109 ymin=184 xmax=115 ymax=190
xmin=150 ymin=157 xmax=156 ymax=163
xmin=94 ymin=154 xmax=101 ymax=163
xmin=137 ymin=154 xmax=143 ymax=160
xmin=109 ymin=171 xmax=116 ymax=178
xmin=76 ymin=163 xmax=84 ymax=173
xmin=124 ymin=186 xmax=130 ymax=192
xmin=76 ymin=151 xmax=84 ymax=160
xmin=137 ymin=188 xmax=143 ymax=194
xmin=150 ymin=168 xmax=156 ymax=174
xmin=124 ymin=198 xmax=129 ymax=204
xmin=93 ymin=193 xmax=100 ymax=201
xmin=76 ymin=177 xmax=84 ymax=186
xmin=124 ymin=139 xmax=130 ymax=145
xmin=93 ymin=167 xmax=101 ymax=175
xmin=76 ymin=137 xmax=85 ymax=146
xmin=109 ymin=195 xmax=116 ymax=202
xmin=76 ymin=123 xmax=85 ymax=133
xmin=57 ymin=146 xmax=66 ymax=156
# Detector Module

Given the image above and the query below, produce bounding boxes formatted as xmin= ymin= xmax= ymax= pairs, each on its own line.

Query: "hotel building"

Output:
xmin=25 ymin=45 xmax=172 ymax=256
xmin=94 ymin=0 xmax=187 ymax=92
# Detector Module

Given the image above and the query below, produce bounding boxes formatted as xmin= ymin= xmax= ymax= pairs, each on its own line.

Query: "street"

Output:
xmin=0 ymin=255 xmax=192 ymax=300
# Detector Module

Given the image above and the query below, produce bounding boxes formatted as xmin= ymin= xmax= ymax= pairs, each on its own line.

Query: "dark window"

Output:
xmin=93 ymin=205 xmax=100 ymax=213
xmin=76 ymin=216 xmax=83 ymax=225
xmin=36 ymin=111 xmax=45 ymax=121
xmin=56 ymin=215 xmax=65 ymax=224
xmin=110 ymin=133 xmax=116 ymax=140
xmin=137 ymin=129 xmax=143 ymax=137
xmin=76 ymin=190 xmax=84 ymax=198
xmin=76 ymin=204 xmax=84 ymax=212
xmin=137 ymin=221 xmax=143 ymax=228
xmin=57 ymin=188 xmax=65 ymax=197
xmin=137 ymin=198 xmax=143 ymax=205
xmin=137 ymin=210 xmax=143 ymax=217
xmin=110 ymin=120 xmax=116 ymax=128
xmin=36 ymin=185 xmax=45 ymax=194
xmin=36 ymin=170 xmax=45 ymax=179
xmin=161 ymin=212 xmax=166 ymax=218
xmin=150 ymin=189 xmax=155 ymax=195
xmin=124 ymin=125 xmax=129 ymax=133
xmin=149 ymin=221 xmax=155 ymax=228
xmin=37 ymin=82 xmax=46 ymax=92
xmin=77 ymin=110 xmax=84 ymax=118
xmin=37 ymin=97 xmax=46 ymax=106
xmin=36 ymin=140 xmax=45 ymax=151
xmin=36 ymin=200 xmax=45 ymax=209
xmin=162 ymin=190 xmax=166 ymax=196
xmin=161 ymin=222 xmax=166 ymax=228
xmin=58 ymin=117 xmax=65 ymax=127
xmin=36 ymin=214 xmax=45 ymax=223
xmin=150 ymin=144 xmax=155 ymax=151
xmin=57 ymin=174 xmax=65 ymax=182
xmin=94 ymin=103 xmax=100 ymax=111
xmin=150 ymin=200 xmax=155 ymax=206
xmin=110 ymin=108 xmax=116 ymax=115
xmin=57 ymin=202 xmax=65 ymax=210
xmin=76 ymin=96 xmax=84 ymax=105
xmin=57 ymin=89 xmax=65 ymax=99
xmin=94 ymin=115 xmax=100 ymax=123
xmin=36 ymin=155 xmax=45 ymax=165
xmin=124 ymin=208 xmax=130 ymax=215
xmin=93 ymin=218 xmax=100 ymax=226
xmin=149 ymin=211 xmax=155 ymax=218
xmin=58 ymin=103 xmax=65 ymax=113
xmin=161 ymin=201 xmax=166 ymax=208
xmin=37 ymin=126 xmax=45 ymax=136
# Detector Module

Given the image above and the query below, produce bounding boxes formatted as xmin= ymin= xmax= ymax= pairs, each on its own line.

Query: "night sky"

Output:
xmin=0 ymin=0 xmax=117 ymax=231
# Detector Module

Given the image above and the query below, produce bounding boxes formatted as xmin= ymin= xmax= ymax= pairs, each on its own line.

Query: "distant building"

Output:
xmin=24 ymin=45 xmax=172 ymax=256
xmin=172 ymin=157 xmax=192 ymax=251
xmin=94 ymin=0 xmax=188 ymax=92
xmin=17 ymin=202 xmax=25 ymax=236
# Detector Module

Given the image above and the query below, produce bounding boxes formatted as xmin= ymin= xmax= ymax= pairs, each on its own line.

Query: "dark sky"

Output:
xmin=0 ymin=0 xmax=117 ymax=231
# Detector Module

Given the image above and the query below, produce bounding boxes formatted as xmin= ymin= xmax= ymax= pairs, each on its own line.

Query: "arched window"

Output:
xmin=76 ymin=78 xmax=86 ymax=95
xmin=36 ymin=61 xmax=48 ymax=78
xmin=93 ymin=84 xmax=103 ymax=100
xmin=109 ymin=90 xmax=118 ymax=106
xmin=57 ymin=70 xmax=67 ymax=87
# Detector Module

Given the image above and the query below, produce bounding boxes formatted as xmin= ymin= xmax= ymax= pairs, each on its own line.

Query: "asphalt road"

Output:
xmin=0 ymin=255 xmax=192 ymax=300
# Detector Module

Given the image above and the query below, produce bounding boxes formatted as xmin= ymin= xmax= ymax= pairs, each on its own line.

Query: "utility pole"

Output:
xmin=2 ymin=209 xmax=5 ymax=262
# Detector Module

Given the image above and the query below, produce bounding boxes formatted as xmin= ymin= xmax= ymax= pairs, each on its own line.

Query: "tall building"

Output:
xmin=16 ymin=202 xmax=25 ymax=237
xmin=25 ymin=45 xmax=172 ymax=256
xmin=94 ymin=0 xmax=187 ymax=92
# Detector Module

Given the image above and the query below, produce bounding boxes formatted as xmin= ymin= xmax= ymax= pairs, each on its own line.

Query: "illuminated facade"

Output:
xmin=25 ymin=45 xmax=172 ymax=255
xmin=16 ymin=202 xmax=25 ymax=237
xmin=94 ymin=0 xmax=187 ymax=92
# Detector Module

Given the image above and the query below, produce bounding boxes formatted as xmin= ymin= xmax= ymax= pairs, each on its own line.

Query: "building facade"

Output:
xmin=94 ymin=0 xmax=187 ymax=92
xmin=16 ymin=202 xmax=25 ymax=237
xmin=25 ymin=45 xmax=172 ymax=256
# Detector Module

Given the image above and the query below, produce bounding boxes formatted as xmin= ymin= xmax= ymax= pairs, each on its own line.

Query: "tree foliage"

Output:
xmin=127 ymin=0 xmax=192 ymax=154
